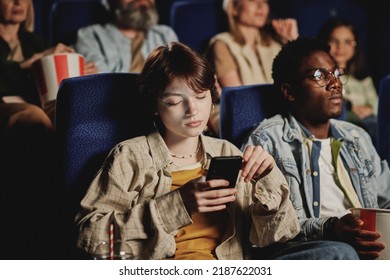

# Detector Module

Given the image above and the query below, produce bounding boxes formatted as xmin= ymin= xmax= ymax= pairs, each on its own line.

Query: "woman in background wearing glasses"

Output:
xmin=318 ymin=17 xmax=378 ymax=144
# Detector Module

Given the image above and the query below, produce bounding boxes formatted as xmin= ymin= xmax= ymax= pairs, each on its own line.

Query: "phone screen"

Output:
xmin=206 ymin=156 xmax=242 ymax=188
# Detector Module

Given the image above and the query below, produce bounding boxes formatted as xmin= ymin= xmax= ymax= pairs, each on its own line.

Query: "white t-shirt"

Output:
xmin=316 ymin=138 xmax=351 ymax=217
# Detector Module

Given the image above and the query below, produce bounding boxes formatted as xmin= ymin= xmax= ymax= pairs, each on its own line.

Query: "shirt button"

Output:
xmin=313 ymin=171 xmax=318 ymax=176
xmin=313 ymin=201 xmax=319 ymax=207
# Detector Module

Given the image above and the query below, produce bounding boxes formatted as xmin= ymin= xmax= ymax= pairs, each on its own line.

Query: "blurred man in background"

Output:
xmin=75 ymin=0 xmax=178 ymax=73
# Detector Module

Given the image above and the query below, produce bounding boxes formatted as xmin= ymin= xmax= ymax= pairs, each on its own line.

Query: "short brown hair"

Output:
xmin=138 ymin=42 xmax=218 ymax=118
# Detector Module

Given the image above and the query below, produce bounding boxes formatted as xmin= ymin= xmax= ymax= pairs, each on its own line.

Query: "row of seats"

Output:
xmin=49 ymin=0 xmax=109 ymax=46
xmin=36 ymin=0 xmax=367 ymax=53
xmin=40 ymin=0 xmax=228 ymax=53
xmin=56 ymin=73 xmax=390 ymax=195
xmin=32 ymin=0 xmax=178 ymax=37
xmin=36 ymin=0 xmax=390 ymax=90
xmin=45 ymin=1 xmax=390 ymax=85
xmin=37 ymin=0 xmax=390 ymax=89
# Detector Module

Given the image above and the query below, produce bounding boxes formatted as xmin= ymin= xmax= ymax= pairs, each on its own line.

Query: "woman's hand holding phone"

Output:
xmin=178 ymin=177 xmax=237 ymax=214
xmin=178 ymin=145 xmax=274 ymax=214
xmin=178 ymin=156 xmax=241 ymax=214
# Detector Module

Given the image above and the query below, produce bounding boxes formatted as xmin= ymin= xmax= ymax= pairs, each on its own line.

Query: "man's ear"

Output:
xmin=281 ymin=83 xmax=295 ymax=102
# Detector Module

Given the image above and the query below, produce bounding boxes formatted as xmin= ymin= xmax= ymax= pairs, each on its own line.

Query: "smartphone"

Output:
xmin=206 ymin=156 xmax=242 ymax=189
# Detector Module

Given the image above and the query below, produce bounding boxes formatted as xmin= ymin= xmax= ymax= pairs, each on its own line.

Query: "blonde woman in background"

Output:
xmin=0 ymin=0 xmax=97 ymax=124
xmin=207 ymin=0 xmax=298 ymax=88
xmin=205 ymin=0 xmax=298 ymax=137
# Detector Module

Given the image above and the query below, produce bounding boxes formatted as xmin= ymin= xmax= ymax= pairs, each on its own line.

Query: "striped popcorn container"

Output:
xmin=33 ymin=53 xmax=84 ymax=107
xmin=350 ymin=208 xmax=390 ymax=259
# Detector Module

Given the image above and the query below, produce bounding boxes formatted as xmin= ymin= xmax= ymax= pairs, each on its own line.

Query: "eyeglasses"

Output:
xmin=302 ymin=68 xmax=349 ymax=87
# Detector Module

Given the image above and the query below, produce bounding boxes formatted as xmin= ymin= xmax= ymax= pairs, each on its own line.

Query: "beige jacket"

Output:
xmin=76 ymin=130 xmax=299 ymax=259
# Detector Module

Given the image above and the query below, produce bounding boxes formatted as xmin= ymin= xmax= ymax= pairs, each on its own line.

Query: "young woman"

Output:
xmin=76 ymin=42 xmax=299 ymax=260
xmin=318 ymin=17 xmax=378 ymax=143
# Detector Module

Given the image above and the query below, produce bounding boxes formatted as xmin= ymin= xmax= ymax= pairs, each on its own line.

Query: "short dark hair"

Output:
xmin=138 ymin=42 xmax=218 ymax=129
xmin=138 ymin=41 xmax=217 ymax=107
xmin=272 ymin=36 xmax=331 ymax=90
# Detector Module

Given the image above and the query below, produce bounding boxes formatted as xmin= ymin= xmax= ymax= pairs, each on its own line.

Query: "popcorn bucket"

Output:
xmin=33 ymin=53 xmax=84 ymax=107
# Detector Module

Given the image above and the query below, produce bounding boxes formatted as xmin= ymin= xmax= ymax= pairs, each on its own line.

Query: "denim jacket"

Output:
xmin=243 ymin=114 xmax=390 ymax=241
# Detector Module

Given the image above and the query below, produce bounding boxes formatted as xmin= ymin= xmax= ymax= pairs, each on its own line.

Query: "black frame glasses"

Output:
xmin=302 ymin=68 xmax=349 ymax=87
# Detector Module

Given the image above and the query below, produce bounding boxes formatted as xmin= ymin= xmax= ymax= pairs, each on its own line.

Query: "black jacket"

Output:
xmin=0 ymin=30 xmax=49 ymax=105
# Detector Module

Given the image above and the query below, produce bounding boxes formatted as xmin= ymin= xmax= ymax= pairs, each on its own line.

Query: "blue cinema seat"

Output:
xmin=49 ymin=0 xmax=109 ymax=46
xmin=377 ymin=74 xmax=390 ymax=164
xmin=169 ymin=0 xmax=228 ymax=53
xmin=55 ymin=72 xmax=144 ymax=258
xmin=219 ymin=84 xmax=282 ymax=148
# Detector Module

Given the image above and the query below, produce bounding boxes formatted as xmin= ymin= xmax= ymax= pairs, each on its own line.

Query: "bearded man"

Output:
xmin=75 ymin=0 xmax=178 ymax=73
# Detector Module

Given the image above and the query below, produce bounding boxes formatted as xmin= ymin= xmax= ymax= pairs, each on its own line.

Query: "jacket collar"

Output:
xmin=283 ymin=114 xmax=344 ymax=142
xmin=282 ymin=114 xmax=303 ymax=142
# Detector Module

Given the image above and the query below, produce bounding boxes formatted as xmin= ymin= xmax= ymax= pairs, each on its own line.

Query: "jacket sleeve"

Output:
xmin=247 ymin=166 xmax=300 ymax=247
xmin=364 ymin=129 xmax=390 ymax=209
xmin=243 ymin=131 xmax=328 ymax=242
xmin=75 ymin=145 xmax=192 ymax=259
xmin=74 ymin=26 xmax=110 ymax=73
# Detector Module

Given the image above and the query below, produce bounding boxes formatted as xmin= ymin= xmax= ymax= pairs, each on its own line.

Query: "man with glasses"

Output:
xmin=242 ymin=36 xmax=390 ymax=259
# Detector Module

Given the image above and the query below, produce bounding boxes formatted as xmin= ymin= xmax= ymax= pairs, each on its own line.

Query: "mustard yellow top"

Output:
xmin=169 ymin=165 xmax=228 ymax=260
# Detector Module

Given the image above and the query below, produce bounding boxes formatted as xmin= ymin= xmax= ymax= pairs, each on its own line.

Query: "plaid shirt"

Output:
xmin=76 ymin=130 xmax=299 ymax=259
